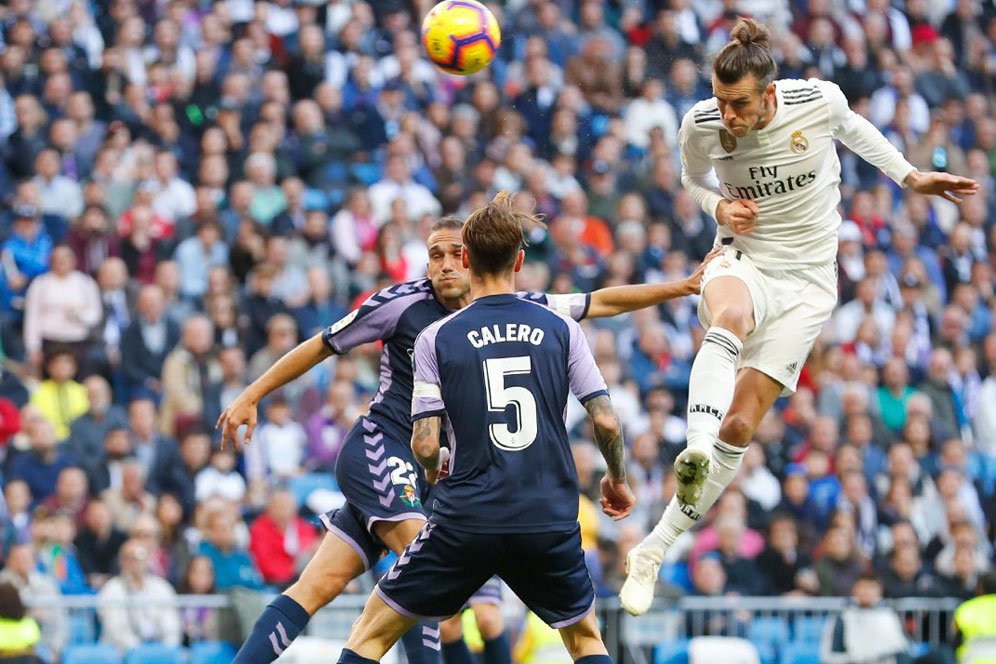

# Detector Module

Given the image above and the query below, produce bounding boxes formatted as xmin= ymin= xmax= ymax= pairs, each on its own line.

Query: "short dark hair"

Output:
xmin=431 ymin=216 xmax=464 ymax=233
xmin=0 ymin=581 xmax=27 ymax=621
xmin=461 ymin=193 xmax=526 ymax=276
xmin=712 ymin=18 xmax=778 ymax=90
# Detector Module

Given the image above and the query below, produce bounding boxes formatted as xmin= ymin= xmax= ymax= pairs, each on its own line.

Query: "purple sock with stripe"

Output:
xmin=401 ymin=621 xmax=443 ymax=664
xmin=233 ymin=594 xmax=311 ymax=664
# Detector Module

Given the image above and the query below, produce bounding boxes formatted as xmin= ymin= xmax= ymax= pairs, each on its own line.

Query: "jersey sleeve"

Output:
xmin=321 ymin=287 xmax=412 ymax=354
xmin=518 ymin=291 xmax=590 ymax=321
xmin=566 ymin=319 xmax=608 ymax=405
xmin=411 ymin=326 xmax=445 ymax=421
xmin=819 ymin=79 xmax=916 ymax=187
xmin=678 ymin=109 xmax=726 ymax=219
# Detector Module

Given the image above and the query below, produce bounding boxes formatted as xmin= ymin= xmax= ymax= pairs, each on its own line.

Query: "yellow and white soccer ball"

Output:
xmin=421 ymin=0 xmax=501 ymax=76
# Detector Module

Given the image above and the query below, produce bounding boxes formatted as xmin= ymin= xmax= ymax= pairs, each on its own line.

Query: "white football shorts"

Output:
xmin=697 ymin=245 xmax=838 ymax=395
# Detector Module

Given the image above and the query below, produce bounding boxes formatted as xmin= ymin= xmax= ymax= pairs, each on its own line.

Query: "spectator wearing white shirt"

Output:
xmin=368 ymin=154 xmax=441 ymax=223
xmin=173 ymin=220 xmax=229 ymax=302
xmin=246 ymin=396 xmax=307 ymax=483
xmin=32 ymin=149 xmax=83 ymax=221
xmin=196 ymin=446 xmax=247 ymax=504
xmin=151 ymin=151 xmax=196 ymax=223
xmin=870 ymin=66 xmax=931 ymax=135
xmin=624 ymin=79 xmax=679 ymax=150
xmin=98 ymin=539 xmax=182 ymax=652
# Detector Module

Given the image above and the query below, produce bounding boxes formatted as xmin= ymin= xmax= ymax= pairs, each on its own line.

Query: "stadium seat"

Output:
xmin=654 ymin=639 xmax=690 ymax=664
xmin=190 ymin=641 xmax=238 ymax=664
xmin=62 ymin=643 xmax=122 ymax=664
xmin=67 ymin=612 xmax=98 ymax=644
xmin=289 ymin=473 xmax=339 ymax=506
xmin=910 ymin=642 xmax=931 ymax=657
xmin=303 ymin=189 xmax=328 ymax=211
xmin=791 ymin=616 xmax=828 ymax=643
xmin=748 ymin=616 xmax=791 ymax=651
xmin=125 ymin=644 xmax=185 ymax=664
xmin=779 ymin=643 xmax=820 ymax=664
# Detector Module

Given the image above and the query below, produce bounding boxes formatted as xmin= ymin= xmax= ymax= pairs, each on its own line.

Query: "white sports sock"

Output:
xmin=638 ymin=440 xmax=748 ymax=563
xmin=685 ymin=327 xmax=742 ymax=455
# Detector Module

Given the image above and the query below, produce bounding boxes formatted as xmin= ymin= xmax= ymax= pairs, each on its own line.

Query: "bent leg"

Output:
xmin=558 ymin=612 xmax=609 ymax=660
xmin=234 ymin=531 xmax=366 ymax=663
xmin=345 ymin=592 xmax=419 ymax=661
xmin=374 ymin=518 xmax=443 ymax=664
xmin=439 ymin=614 xmax=476 ymax=664
xmin=473 ymin=603 xmax=511 ymax=664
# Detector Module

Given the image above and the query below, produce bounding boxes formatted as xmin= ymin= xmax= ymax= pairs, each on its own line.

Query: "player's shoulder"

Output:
xmin=365 ymin=278 xmax=435 ymax=304
xmin=777 ymin=78 xmax=842 ymax=108
xmin=516 ymin=290 xmax=590 ymax=321
xmin=681 ymin=98 xmax=721 ymax=129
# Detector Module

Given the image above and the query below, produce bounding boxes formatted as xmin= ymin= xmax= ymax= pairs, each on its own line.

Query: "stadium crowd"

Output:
xmin=0 ymin=0 xmax=995 ymax=657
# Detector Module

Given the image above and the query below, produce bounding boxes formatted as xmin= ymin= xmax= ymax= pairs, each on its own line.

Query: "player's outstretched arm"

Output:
xmin=411 ymin=416 xmax=443 ymax=484
xmin=584 ymin=395 xmax=635 ymax=520
xmin=585 ymin=247 xmax=721 ymax=318
xmin=216 ymin=332 xmax=332 ymax=451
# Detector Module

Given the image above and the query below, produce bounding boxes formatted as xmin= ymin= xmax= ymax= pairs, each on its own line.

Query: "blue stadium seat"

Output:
xmin=749 ymin=616 xmax=791 ymax=651
xmin=755 ymin=642 xmax=778 ymax=664
xmin=910 ymin=642 xmax=931 ymax=657
xmin=63 ymin=643 xmax=122 ymax=664
xmin=653 ymin=639 xmax=690 ymax=664
xmin=779 ymin=643 xmax=820 ymax=664
xmin=67 ymin=612 xmax=98 ymax=644
xmin=289 ymin=472 xmax=339 ymax=506
xmin=791 ymin=616 xmax=828 ymax=643
xmin=303 ymin=189 xmax=328 ymax=211
xmin=125 ymin=644 xmax=185 ymax=664
xmin=190 ymin=641 xmax=237 ymax=664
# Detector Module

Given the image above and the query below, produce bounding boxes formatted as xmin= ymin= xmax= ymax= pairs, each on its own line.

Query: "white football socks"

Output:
xmin=639 ymin=440 xmax=747 ymax=563
xmin=685 ymin=327 xmax=742 ymax=455
xmin=637 ymin=326 xmax=745 ymax=563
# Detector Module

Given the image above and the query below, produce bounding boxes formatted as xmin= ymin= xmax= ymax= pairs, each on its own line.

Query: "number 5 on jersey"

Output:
xmin=483 ymin=356 xmax=538 ymax=451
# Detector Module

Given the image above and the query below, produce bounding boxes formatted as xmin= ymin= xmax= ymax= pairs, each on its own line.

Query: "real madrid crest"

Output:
xmin=790 ymin=130 xmax=809 ymax=154
xmin=719 ymin=129 xmax=737 ymax=153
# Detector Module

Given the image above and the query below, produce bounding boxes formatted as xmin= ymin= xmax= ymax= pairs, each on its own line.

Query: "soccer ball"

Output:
xmin=421 ymin=0 xmax=501 ymax=76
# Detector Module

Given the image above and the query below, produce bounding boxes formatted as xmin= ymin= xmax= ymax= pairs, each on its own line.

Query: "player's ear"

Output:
xmin=461 ymin=246 xmax=470 ymax=269
xmin=513 ymin=249 xmax=525 ymax=273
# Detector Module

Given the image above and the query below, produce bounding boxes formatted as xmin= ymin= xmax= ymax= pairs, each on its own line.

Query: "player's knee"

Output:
xmin=710 ymin=308 xmax=752 ymax=340
xmin=474 ymin=606 xmax=504 ymax=639
xmin=559 ymin=616 xmax=606 ymax=660
xmin=439 ymin=615 xmax=464 ymax=643
xmin=719 ymin=413 xmax=754 ymax=447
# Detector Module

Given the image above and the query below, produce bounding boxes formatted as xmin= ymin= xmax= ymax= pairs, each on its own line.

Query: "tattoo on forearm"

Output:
xmin=412 ymin=417 xmax=440 ymax=471
xmin=584 ymin=395 xmax=626 ymax=481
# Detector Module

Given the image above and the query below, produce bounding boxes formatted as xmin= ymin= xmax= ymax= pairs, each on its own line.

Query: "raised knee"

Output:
xmin=439 ymin=615 xmax=463 ymax=643
xmin=719 ymin=413 xmax=754 ymax=447
xmin=474 ymin=608 xmax=504 ymax=639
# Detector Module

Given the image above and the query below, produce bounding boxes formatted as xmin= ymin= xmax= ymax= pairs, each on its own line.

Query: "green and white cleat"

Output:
xmin=673 ymin=448 xmax=710 ymax=506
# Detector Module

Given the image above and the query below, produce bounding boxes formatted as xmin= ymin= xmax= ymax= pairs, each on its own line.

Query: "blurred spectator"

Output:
xmin=368 ymin=154 xmax=442 ymax=223
xmin=74 ymin=498 xmax=127 ymax=590
xmin=197 ymin=506 xmax=264 ymax=590
xmin=101 ymin=459 xmax=156 ymax=533
xmin=8 ymin=417 xmax=78 ymax=504
xmin=98 ymin=538 xmax=182 ymax=651
xmin=248 ymin=488 xmax=318 ymax=587
xmin=246 ymin=395 xmax=307 ymax=484
xmin=68 ymin=376 xmax=128 ymax=472
xmin=159 ymin=315 xmax=221 ymax=437
xmin=195 ymin=444 xmax=247 ymax=505
xmin=0 ymin=543 xmax=66 ymax=659
xmin=120 ymin=284 xmax=180 ymax=400
xmin=756 ymin=513 xmax=817 ymax=596
xmin=29 ymin=351 xmax=88 ymax=441
xmin=815 ymin=525 xmax=868 ymax=597
xmin=155 ymin=426 xmax=211 ymax=517
xmin=177 ymin=556 xmax=219 ymax=645
xmin=22 ymin=247 xmax=98 ymax=368
xmin=0 ymin=581 xmax=42 ymax=662
xmin=40 ymin=466 xmax=90 ymax=527
xmin=1 ymin=480 xmax=32 ymax=555
xmin=33 ymin=511 xmax=89 ymax=595
xmin=821 ymin=576 xmax=916 ymax=664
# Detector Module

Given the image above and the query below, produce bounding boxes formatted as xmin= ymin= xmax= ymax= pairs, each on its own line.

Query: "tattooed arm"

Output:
xmin=411 ymin=416 xmax=443 ymax=484
xmin=583 ymin=394 xmax=635 ymax=520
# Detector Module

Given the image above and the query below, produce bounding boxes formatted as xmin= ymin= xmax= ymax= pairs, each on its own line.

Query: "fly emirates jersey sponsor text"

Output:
xmin=679 ymin=78 xmax=916 ymax=270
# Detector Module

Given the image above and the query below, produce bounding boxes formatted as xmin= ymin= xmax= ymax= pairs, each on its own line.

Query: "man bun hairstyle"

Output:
xmin=713 ymin=18 xmax=778 ymax=90
xmin=461 ymin=192 xmax=527 ymax=277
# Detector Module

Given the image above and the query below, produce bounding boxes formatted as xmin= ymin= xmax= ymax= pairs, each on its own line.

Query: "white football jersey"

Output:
xmin=679 ymin=78 xmax=916 ymax=270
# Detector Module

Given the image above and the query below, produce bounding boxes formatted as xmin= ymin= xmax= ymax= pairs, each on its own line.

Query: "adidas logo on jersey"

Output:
xmin=785 ymin=361 xmax=799 ymax=374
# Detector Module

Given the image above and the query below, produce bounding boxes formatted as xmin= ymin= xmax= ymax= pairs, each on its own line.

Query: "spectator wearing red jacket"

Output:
xmin=248 ymin=488 xmax=318 ymax=588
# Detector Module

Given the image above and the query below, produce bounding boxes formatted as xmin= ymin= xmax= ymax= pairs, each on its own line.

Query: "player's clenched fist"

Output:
xmin=599 ymin=475 xmax=636 ymax=521
xmin=716 ymin=199 xmax=759 ymax=235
